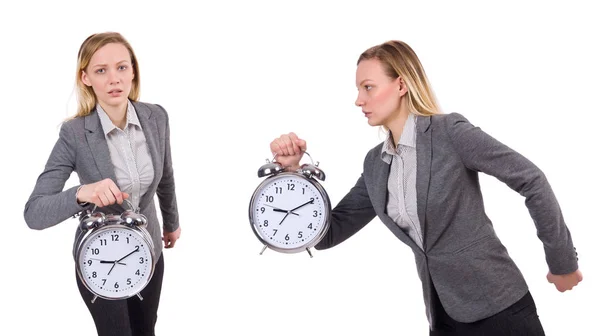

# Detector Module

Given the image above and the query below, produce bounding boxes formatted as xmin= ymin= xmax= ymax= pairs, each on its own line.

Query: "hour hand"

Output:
xmin=99 ymin=260 xmax=126 ymax=265
xmin=90 ymin=258 xmax=126 ymax=265
xmin=271 ymin=208 xmax=300 ymax=216
xmin=263 ymin=204 xmax=299 ymax=216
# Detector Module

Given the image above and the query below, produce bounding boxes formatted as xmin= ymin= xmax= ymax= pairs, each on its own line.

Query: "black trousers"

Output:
xmin=76 ymin=253 xmax=164 ymax=336
xmin=430 ymin=286 xmax=545 ymax=336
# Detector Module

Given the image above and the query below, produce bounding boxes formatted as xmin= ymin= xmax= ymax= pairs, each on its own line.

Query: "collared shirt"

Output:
xmin=381 ymin=113 xmax=424 ymax=250
xmin=96 ymin=100 xmax=154 ymax=211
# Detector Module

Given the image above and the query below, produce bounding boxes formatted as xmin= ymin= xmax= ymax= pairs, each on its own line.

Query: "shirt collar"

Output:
xmin=96 ymin=100 xmax=140 ymax=135
xmin=381 ymin=113 xmax=417 ymax=163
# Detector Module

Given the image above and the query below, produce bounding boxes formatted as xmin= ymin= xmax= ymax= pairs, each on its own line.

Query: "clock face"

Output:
xmin=77 ymin=226 xmax=154 ymax=299
xmin=250 ymin=173 xmax=329 ymax=251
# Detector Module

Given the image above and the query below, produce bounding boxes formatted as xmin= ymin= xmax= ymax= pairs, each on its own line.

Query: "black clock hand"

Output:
xmin=290 ymin=199 xmax=315 ymax=212
xmin=263 ymin=204 xmax=299 ymax=216
xmin=278 ymin=211 xmax=291 ymax=226
xmin=98 ymin=260 xmax=126 ymax=265
xmin=108 ymin=246 xmax=140 ymax=276
xmin=116 ymin=246 xmax=140 ymax=263
xmin=271 ymin=208 xmax=300 ymax=216
xmin=107 ymin=262 xmax=117 ymax=276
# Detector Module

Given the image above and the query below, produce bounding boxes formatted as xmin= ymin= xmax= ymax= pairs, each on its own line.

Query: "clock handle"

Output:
xmin=271 ymin=151 xmax=317 ymax=166
xmin=122 ymin=199 xmax=139 ymax=213
xmin=137 ymin=293 xmax=144 ymax=301
xmin=88 ymin=198 xmax=137 ymax=213
xmin=306 ymin=248 xmax=313 ymax=258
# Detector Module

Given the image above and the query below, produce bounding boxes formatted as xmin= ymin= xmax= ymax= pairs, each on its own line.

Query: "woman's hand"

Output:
xmin=163 ymin=227 xmax=181 ymax=249
xmin=547 ymin=269 xmax=583 ymax=292
xmin=270 ymin=132 xmax=307 ymax=171
xmin=77 ymin=178 xmax=129 ymax=207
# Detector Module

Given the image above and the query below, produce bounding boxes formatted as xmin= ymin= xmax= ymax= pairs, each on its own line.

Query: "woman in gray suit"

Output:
xmin=24 ymin=32 xmax=181 ymax=336
xmin=270 ymin=40 xmax=582 ymax=335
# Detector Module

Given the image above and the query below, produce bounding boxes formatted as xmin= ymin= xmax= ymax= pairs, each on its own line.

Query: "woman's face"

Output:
xmin=81 ymin=43 xmax=134 ymax=111
xmin=355 ymin=58 xmax=404 ymax=127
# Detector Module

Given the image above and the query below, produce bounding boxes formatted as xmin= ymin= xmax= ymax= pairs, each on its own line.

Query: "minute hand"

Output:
xmin=290 ymin=199 xmax=314 ymax=212
xmin=116 ymin=246 xmax=140 ymax=263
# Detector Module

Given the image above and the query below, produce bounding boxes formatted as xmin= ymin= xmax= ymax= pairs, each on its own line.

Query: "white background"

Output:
xmin=1 ymin=1 xmax=598 ymax=335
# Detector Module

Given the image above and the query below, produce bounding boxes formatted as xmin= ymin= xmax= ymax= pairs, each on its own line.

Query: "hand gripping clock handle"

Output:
xmin=89 ymin=198 xmax=137 ymax=213
xmin=272 ymin=151 xmax=316 ymax=165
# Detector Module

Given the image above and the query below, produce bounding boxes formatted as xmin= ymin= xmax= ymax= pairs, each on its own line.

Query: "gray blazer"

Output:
xmin=315 ymin=112 xmax=578 ymax=327
xmin=24 ymin=101 xmax=179 ymax=262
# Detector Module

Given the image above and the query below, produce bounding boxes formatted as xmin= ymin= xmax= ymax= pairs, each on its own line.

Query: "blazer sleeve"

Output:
xmin=315 ymin=164 xmax=377 ymax=250
xmin=24 ymin=122 xmax=87 ymax=230
xmin=444 ymin=112 xmax=578 ymax=275
xmin=155 ymin=104 xmax=180 ymax=232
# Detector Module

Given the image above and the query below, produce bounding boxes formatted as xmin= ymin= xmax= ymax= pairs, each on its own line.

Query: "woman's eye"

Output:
xmin=118 ymin=65 xmax=127 ymax=71
xmin=96 ymin=68 xmax=105 ymax=74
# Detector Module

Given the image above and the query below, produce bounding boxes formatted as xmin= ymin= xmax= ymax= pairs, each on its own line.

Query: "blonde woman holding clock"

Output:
xmin=24 ymin=32 xmax=181 ymax=336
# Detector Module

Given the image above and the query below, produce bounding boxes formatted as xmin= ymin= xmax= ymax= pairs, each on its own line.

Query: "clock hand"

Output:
xmin=277 ymin=212 xmax=291 ymax=226
xmin=271 ymin=208 xmax=300 ymax=216
xmin=107 ymin=262 xmax=117 ymax=276
xmin=97 ymin=260 xmax=126 ymax=265
xmin=263 ymin=204 xmax=299 ymax=216
xmin=116 ymin=246 xmax=140 ymax=263
xmin=290 ymin=199 xmax=315 ymax=212
xmin=108 ymin=246 xmax=140 ymax=276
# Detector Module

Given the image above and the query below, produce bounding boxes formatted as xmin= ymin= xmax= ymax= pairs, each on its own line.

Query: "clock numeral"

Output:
xmin=135 ymin=269 xmax=140 ymax=276
xmin=302 ymin=187 xmax=305 ymax=194
xmin=127 ymin=278 xmax=132 ymax=285
xmin=275 ymin=187 xmax=283 ymax=194
xmin=91 ymin=248 xmax=100 ymax=255
xmin=263 ymin=220 xmax=269 ymax=227
xmin=102 ymin=279 xmax=107 ymax=286
xmin=87 ymin=260 xmax=92 ymax=266
xmin=111 ymin=234 xmax=119 ymax=242
xmin=92 ymin=271 xmax=97 ymax=278
xmin=313 ymin=210 xmax=318 ymax=217
xmin=114 ymin=282 xmax=119 ymax=289
xmin=260 ymin=207 xmax=265 ymax=214
xmin=265 ymin=195 xmax=274 ymax=203
xmin=308 ymin=223 xmax=313 ymax=229
xmin=285 ymin=234 xmax=290 ymax=241
xmin=139 ymin=257 xmax=144 ymax=264
xmin=298 ymin=231 xmax=303 ymax=238
xmin=100 ymin=239 xmax=107 ymax=246
xmin=272 ymin=229 xmax=278 ymax=236
xmin=310 ymin=197 xmax=314 ymax=203
xmin=126 ymin=237 xmax=130 ymax=244
xmin=287 ymin=183 xmax=295 ymax=191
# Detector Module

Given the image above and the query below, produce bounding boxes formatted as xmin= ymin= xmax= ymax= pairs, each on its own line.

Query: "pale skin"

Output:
xmin=77 ymin=43 xmax=181 ymax=248
xmin=270 ymin=58 xmax=582 ymax=292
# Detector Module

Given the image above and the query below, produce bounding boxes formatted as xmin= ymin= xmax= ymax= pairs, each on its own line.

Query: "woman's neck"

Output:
xmin=99 ymin=101 xmax=128 ymax=129
xmin=386 ymin=100 xmax=410 ymax=145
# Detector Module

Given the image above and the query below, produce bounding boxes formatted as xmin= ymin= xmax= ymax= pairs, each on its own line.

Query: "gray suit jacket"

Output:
xmin=315 ymin=112 xmax=578 ymax=326
xmin=24 ymin=101 xmax=179 ymax=262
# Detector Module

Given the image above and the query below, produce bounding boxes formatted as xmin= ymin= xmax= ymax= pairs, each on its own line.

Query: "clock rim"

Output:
xmin=75 ymin=224 xmax=156 ymax=300
xmin=249 ymin=172 xmax=331 ymax=253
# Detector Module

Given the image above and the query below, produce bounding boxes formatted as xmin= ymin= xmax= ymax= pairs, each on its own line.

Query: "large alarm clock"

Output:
xmin=249 ymin=152 xmax=331 ymax=257
xmin=73 ymin=200 xmax=156 ymax=303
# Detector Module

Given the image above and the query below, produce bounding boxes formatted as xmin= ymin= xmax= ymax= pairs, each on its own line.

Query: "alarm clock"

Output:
xmin=73 ymin=199 xmax=156 ymax=303
xmin=249 ymin=152 xmax=331 ymax=257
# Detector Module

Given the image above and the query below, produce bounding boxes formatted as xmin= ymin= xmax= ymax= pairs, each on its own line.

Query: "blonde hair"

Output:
xmin=357 ymin=40 xmax=441 ymax=117
xmin=73 ymin=32 xmax=140 ymax=118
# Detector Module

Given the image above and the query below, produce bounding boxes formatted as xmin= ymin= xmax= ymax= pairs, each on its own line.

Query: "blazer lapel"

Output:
xmin=371 ymin=154 xmax=421 ymax=251
xmin=133 ymin=102 xmax=161 ymax=209
xmin=416 ymin=115 xmax=433 ymax=251
xmin=84 ymin=110 xmax=117 ymax=183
